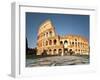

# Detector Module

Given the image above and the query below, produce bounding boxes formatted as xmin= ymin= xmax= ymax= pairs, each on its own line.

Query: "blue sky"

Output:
xmin=26 ymin=12 xmax=89 ymax=48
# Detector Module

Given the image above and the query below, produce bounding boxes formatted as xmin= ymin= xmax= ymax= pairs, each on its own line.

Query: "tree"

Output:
xmin=26 ymin=38 xmax=28 ymax=49
xmin=33 ymin=47 xmax=37 ymax=56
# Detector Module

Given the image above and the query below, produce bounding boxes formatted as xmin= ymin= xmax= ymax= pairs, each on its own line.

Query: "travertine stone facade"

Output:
xmin=37 ymin=19 xmax=89 ymax=56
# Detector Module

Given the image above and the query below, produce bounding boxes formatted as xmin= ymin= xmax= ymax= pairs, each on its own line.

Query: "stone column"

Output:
xmin=51 ymin=49 xmax=53 ymax=55
xmin=57 ymin=49 xmax=59 ymax=55
xmin=61 ymin=48 xmax=64 ymax=56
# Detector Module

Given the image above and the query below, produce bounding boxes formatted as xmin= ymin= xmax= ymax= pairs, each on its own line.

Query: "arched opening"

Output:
xmin=54 ymin=39 xmax=57 ymax=45
xmin=64 ymin=40 xmax=68 ymax=48
xmin=78 ymin=42 xmax=80 ymax=46
xmin=69 ymin=49 xmax=73 ymax=55
xmin=53 ymin=49 xmax=57 ymax=55
xmin=64 ymin=48 xmax=68 ymax=55
xmin=49 ymin=31 xmax=52 ymax=36
xmin=69 ymin=49 xmax=72 ymax=51
xmin=60 ymin=41 xmax=63 ymax=45
xmin=75 ymin=42 xmax=77 ymax=47
xmin=49 ymin=40 xmax=52 ymax=45
xmin=49 ymin=49 xmax=52 ymax=55
xmin=46 ymin=41 xmax=48 ymax=46
xmin=75 ymin=39 xmax=77 ymax=41
xmin=72 ymin=42 xmax=74 ymax=46
xmin=64 ymin=40 xmax=68 ymax=44
xmin=42 ymin=50 xmax=47 ymax=56
xmin=46 ymin=32 xmax=48 ymax=37
xmin=58 ymin=49 xmax=62 ymax=55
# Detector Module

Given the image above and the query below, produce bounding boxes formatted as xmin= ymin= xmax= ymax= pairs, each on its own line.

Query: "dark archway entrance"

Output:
xmin=53 ymin=49 xmax=57 ymax=55
xmin=64 ymin=48 xmax=68 ymax=55
xmin=58 ymin=49 xmax=62 ymax=56
xmin=69 ymin=49 xmax=74 ymax=55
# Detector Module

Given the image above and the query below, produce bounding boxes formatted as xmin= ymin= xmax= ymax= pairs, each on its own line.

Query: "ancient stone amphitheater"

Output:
xmin=37 ymin=19 xmax=89 ymax=56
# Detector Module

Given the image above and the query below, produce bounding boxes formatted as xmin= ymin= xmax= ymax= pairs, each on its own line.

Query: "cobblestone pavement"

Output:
xmin=26 ymin=56 xmax=89 ymax=67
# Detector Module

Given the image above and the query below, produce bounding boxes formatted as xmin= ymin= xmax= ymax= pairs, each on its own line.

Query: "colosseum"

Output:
xmin=37 ymin=19 xmax=89 ymax=56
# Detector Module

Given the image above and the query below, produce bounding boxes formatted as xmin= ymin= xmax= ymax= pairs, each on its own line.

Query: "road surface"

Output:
xmin=26 ymin=56 xmax=89 ymax=67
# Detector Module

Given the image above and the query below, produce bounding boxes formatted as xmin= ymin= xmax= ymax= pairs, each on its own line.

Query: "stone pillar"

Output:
xmin=51 ymin=49 xmax=53 ymax=55
xmin=61 ymin=48 xmax=64 ymax=56
xmin=57 ymin=49 xmax=59 ymax=55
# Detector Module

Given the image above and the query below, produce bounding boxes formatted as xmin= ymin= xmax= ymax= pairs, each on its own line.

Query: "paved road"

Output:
xmin=26 ymin=56 xmax=89 ymax=67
